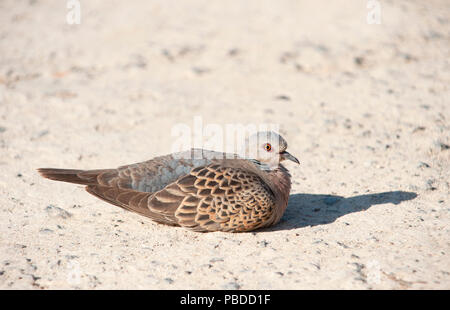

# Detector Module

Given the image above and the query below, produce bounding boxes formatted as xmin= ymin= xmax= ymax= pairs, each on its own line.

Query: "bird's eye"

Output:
xmin=264 ymin=143 xmax=272 ymax=152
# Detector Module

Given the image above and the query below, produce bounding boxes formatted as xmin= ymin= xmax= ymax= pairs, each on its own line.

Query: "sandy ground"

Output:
xmin=0 ymin=0 xmax=449 ymax=289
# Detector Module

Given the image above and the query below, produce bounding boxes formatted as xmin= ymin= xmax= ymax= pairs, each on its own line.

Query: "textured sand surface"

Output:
xmin=0 ymin=0 xmax=449 ymax=289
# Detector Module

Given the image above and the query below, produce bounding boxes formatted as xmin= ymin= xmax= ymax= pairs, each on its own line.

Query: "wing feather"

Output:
xmin=148 ymin=163 xmax=276 ymax=232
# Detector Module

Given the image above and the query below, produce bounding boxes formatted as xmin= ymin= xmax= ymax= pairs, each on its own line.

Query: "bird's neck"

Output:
xmin=248 ymin=159 xmax=271 ymax=171
xmin=248 ymin=159 xmax=283 ymax=171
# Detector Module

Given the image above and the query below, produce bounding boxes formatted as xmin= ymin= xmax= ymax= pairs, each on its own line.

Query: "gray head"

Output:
xmin=244 ymin=131 xmax=299 ymax=168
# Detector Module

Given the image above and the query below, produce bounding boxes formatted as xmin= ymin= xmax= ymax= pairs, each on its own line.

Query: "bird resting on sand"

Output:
xmin=38 ymin=131 xmax=299 ymax=232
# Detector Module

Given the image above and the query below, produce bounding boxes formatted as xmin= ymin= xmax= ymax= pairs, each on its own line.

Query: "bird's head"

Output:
xmin=244 ymin=131 xmax=299 ymax=169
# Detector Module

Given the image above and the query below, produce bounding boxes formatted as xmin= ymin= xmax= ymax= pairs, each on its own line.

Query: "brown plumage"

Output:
xmin=38 ymin=131 xmax=299 ymax=232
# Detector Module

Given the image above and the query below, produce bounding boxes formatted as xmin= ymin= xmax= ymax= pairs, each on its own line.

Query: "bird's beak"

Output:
xmin=280 ymin=151 xmax=300 ymax=164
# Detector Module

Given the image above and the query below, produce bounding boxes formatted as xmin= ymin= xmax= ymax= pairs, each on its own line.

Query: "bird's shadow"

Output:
xmin=265 ymin=191 xmax=417 ymax=231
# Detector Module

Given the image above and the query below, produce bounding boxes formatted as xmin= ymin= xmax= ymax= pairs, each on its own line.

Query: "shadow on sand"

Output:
xmin=265 ymin=191 xmax=417 ymax=231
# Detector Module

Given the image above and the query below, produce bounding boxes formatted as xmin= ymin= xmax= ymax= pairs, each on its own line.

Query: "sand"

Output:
xmin=0 ymin=0 xmax=449 ymax=289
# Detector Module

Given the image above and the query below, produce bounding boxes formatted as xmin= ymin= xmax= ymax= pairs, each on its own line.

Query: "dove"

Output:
xmin=38 ymin=131 xmax=299 ymax=232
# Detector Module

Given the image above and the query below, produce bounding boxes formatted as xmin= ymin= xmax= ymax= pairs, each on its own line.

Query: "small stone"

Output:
xmin=412 ymin=126 xmax=426 ymax=133
xmin=323 ymin=197 xmax=341 ymax=206
xmin=161 ymin=49 xmax=174 ymax=62
xmin=222 ymin=282 xmax=240 ymax=290
xmin=31 ymin=130 xmax=49 ymax=140
xmin=362 ymin=130 xmax=371 ymax=137
xmin=45 ymin=205 xmax=72 ymax=219
xmin=418 ymin=162 xmax=430 ymax=168
xmin=228 ymin=48 xmax=240 ymax=57
xmin=39 ymin=228 xmax=54 ymax=234
xmin=337 ymin=241 xmax=349 ymax=249
xmin=258 ymin=240 xmax=269 ymax=247
xmin=354 ymin=56 xmax=364 ymax=66
xmin=275 ymin=95 xmax=291 ymax=101
xmin=426 ymin=179 xmax=437 ymax=191
xmin=438 ymin=143 xmax=450 ymax=151
xmin=192 ymin=67 xmax=211 ymax=75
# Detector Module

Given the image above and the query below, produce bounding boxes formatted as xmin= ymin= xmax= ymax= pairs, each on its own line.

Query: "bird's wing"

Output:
xmin=39 ymin=149 xmax=223 ymax=193
xmin=110 ymin=149 xmax=234 ymax=193
xmin=147 ymin=163 xmax=276 ymax=232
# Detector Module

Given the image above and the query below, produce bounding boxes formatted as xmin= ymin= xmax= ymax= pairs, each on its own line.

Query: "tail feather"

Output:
xmin=37 ymin=168 xmax=99 ymax=185
xmin=38 ymin=167 xmax=178 ymax=226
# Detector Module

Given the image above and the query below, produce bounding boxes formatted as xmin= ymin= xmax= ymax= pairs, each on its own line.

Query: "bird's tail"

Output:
xmin=37 ymin=168 xmax=100 ymax=185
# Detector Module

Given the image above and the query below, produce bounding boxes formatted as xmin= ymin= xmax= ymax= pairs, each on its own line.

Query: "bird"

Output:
xmin=38 ymin=131 xmax=299 ymax=232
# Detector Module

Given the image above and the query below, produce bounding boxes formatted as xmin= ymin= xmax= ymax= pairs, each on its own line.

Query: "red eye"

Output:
xmin=264 ymin=143 xmax=272 ymax=152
